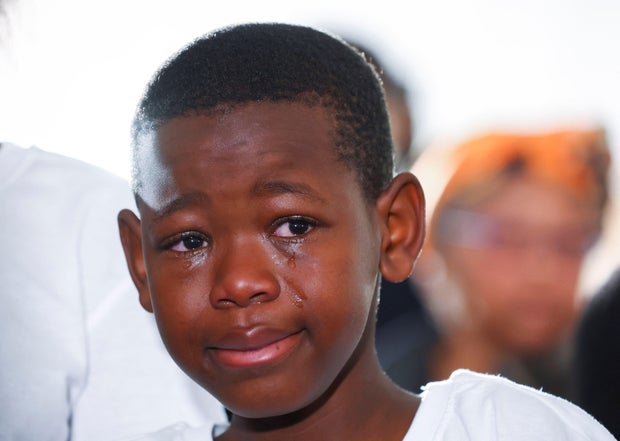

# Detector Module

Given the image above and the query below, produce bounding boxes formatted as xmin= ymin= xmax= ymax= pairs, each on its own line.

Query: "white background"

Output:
xmin=1 ymin=0 xmax=619 ymax=181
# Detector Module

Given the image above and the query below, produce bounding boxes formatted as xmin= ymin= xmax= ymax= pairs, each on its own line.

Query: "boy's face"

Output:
xmin=128 ymin=102 xmax=386 ymax=417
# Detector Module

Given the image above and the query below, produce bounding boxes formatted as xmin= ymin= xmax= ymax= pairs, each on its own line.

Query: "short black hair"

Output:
xmin=131 ymin=22 xmax=394 ymax=201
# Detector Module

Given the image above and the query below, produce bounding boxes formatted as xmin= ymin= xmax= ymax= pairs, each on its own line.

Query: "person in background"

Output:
xmin=0 ymin=3 xmax=225 ymax=440
xmin=574 ymin=268 xmax=620 ymax=438
xmin=413 ymin=128 xmax=610 ymax=400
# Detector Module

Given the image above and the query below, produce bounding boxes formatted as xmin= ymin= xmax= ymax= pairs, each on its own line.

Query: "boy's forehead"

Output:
xmin=156 ymin=101 xmax=337 ymax=155
xmin=136 ymin=101 xmax=354 ymax=211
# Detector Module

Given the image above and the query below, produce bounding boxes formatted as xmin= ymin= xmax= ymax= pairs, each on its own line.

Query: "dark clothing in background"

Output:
xmin=574 ymin=269 xmax=620 ymax=439
xmin=375 ymin=278 xmax=438 ymax=393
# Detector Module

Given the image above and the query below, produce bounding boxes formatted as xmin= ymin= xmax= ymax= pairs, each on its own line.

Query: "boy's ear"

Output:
xmin=118 ymin=209 xmax=153 ymax=313
xmin=376 ymin=172 xmax=426 ymax=283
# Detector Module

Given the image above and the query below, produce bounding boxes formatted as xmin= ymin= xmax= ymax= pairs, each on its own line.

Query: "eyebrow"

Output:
xmin=150 ymin=181 xmax=325 ymax=221
xmin=251 ymin=180 xmax=327 ymax=203
xmin=152 ymin=192 xmax=210 ymax=221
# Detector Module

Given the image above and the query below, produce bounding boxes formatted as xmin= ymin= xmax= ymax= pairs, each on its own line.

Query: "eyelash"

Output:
xmin=270 ymin=216 xmax=318 ymax=241
xmin=163 ymin=231 xmax=209 ymax=253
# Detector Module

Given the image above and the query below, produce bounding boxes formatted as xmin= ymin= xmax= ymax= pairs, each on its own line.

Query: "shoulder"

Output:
xmin=2 ymin=143 xmax=130 ymax=197
xmin=31 ymin=145 xmax=129 ymax=192
xmin=33 ymin=146 xmax=136 ymax=216
xmin=125 ymin=422 xmax=222 ymax=441
xmin=410 ymin=369 xmax=614 ymax=440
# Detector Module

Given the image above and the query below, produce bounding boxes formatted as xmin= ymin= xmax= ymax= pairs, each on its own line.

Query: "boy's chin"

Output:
xmin=213 ymin=377 xmax=335 ymax=422
xmin=222 ymin=391 xmax=321 ymax=421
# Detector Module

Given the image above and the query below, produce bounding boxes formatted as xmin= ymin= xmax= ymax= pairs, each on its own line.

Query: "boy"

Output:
xmin=119 ymin=23 xmax=615 ymax=440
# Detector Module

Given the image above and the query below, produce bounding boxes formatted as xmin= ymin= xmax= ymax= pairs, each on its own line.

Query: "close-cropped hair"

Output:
xmin=131 ymin=22 xmax=394 ymax=201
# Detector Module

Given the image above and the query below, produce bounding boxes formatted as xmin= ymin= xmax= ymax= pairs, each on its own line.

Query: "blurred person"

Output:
xmin=377 ymin=59 xmax=415 ymax=172
xmin=0 ymin=2 xmax=225 ymax=440
xmin=574 ymin=268 xmax=620 ymax=438
xmin=412 ymin=128 xmax=610 ymax=399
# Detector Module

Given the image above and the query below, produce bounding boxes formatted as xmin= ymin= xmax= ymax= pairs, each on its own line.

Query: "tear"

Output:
xmin=287 ymin=253 xmax=296 ymax=269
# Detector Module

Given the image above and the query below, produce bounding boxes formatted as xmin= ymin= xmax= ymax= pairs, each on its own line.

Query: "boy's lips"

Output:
xmin=207 ymin=327 xmax=304 ymax=368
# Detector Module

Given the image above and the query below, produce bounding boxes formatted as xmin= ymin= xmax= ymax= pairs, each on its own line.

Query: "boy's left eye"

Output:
xmin=168 ymin=233 xmax=208 ymax=252
xmin=272 ymin=217 xmax=316 ymax=238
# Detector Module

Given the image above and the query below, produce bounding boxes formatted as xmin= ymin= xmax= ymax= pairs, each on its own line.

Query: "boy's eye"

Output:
xmin=170 ymin=234 xmax=208 ymax=252
xmin=272 ymin=217 xmax=315 ymax=238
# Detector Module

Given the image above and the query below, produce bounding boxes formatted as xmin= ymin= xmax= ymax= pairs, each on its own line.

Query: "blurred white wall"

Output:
xmin=1 ymin=0 xmax=618 ymax=180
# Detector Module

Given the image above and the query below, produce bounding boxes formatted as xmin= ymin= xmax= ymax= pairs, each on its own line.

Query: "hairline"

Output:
xmin=131 ymin=97 xmax=381 ymax=204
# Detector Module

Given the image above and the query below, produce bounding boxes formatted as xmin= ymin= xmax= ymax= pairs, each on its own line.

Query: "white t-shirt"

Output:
xmin=128 ymin=370 xmax=615 ymax=440
xmin=0 ymin=143 xmax=226 ymax=441
xmin=409 ymin=369 xmax=615 ymax=440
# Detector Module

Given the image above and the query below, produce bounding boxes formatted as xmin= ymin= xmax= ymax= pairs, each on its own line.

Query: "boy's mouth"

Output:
xmin=207 ymin=327 xmax=304 ymax=368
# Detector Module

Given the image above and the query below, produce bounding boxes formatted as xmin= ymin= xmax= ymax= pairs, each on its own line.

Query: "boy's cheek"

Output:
xmin=149 ymin=272 xmax=207 ymax=313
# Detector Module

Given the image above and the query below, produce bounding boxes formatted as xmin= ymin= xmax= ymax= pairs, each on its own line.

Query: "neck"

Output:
xmin=429 ymin=323 xmax=506 ymax=380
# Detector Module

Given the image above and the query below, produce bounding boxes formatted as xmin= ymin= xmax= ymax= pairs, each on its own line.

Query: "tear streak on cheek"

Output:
xmin=182 ymin=252 xmax=208 ymax=271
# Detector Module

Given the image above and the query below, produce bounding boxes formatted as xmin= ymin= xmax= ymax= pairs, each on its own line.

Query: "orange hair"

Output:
xmin=427 ymin=128 xmax=611 ymax=250
xmin=437 ymin=128 xmax=610 ymax=213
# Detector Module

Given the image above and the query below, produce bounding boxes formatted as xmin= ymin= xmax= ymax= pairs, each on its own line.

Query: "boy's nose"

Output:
xmin=209 ymin=239 xmax=280 ymax=308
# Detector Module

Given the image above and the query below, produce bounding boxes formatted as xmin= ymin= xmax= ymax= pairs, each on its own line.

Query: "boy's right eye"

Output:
xmin=169 ymin=233 xmax=208 ymax=252
xmin=271 ymin=216 xmax=316 ymax=238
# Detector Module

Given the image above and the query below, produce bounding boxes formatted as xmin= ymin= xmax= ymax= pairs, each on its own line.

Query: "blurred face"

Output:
xmin=440 ymin=176 xmax=596 ymax=354
xmin=132 ymin=102 xmax=382 ymax=418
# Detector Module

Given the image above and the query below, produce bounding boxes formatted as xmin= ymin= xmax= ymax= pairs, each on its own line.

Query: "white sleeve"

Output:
xmin=0 ymin=145 xmax=87 ymax=441
xmin=409 ymin=370 xmax=616 ymax=441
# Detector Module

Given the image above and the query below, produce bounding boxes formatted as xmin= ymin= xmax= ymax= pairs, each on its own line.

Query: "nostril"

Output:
xmin=249 ymin=291 xmax=271 ymax=305
xmin=216 ymin=298 xmax=238 ymax=308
